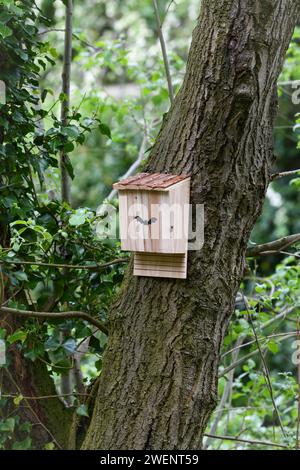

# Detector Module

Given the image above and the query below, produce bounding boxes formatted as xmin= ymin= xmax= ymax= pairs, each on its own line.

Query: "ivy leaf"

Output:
xmin=12 ymin=436 xmax=32 ymax=450
xmin=76 ymin=404 xmax=89 ymax=417
xmin=0 ymin=22 xmax=12 ymax=38
xmin=44 ymin=335 xmax=61 ymax=352
xmin=0 ymin=418 xmax=15 ymax=432
xmin=62 ymin=338 xmax=76 ymax=355
xmin=62 ymin=125 xmax=80 ymax=139
xmin=13 ymin=271 xmax=28 ymax=282
xmin=69 ymin=212 xmax=87 ymax=227
xmin=7 ymin=330 xmax=27 ymax=345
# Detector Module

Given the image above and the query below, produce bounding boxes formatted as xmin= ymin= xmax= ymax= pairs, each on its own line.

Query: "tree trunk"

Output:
xmin=83 ymin=0 xmax=300 ymax=450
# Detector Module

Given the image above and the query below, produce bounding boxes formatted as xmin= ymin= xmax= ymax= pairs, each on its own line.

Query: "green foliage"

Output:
xmin=208 ymin=257 xmax=300 ymax=449
xmin=0 ymin=0 xmax=125 ymax=449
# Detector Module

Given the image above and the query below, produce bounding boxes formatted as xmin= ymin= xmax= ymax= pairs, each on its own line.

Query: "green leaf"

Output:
xmin=267 ymin=339 xmax=279 ymax=354
xmin=63 ymin=142 xmax=75 ymax=153
xmin=44 ymin=442 xmax=55 ymax=450
xmin=13 ymin=394 xmax=23 ymax=406
xmin=0 ymin=418 xmax=15 ymax=433
xmin=62 ymin=338 xmax=76 ymax=355
xmin=99 ymin=123 xmax=111 ymax=139
xmin=0 ymin=328 xmax=6 ymax=340
xmin=7 ymin=330 xmax=27 ymax=344
xmin=44 ymin=335 xmax=61 ymax=352
xmin=0 ymin=0 xmax=14 ymax=7
xmin=69 ymin=213 xmax=87 ymax=227
xmin=0 ymin=22 xmax=12 ymax=39
xmin=255 ymin=283 xmax=266 ymax=294
xmin=12 ymin=436 xmax=32 ymax=450
xmin=62 ymin=125 xmax=80 ymax=139
xmin=59 ymin=92 xmax=68 ymax=102
xmin=76 ymin=404 xmax=89 ymax=417
xmin=13 ymin=271 xmax=28 ymax=282
xmin=19 ymin=421 xmax=31 ymax=433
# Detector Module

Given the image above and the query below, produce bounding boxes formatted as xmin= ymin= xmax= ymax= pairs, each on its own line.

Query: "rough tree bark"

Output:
xmin=82 ymin=0 xmax=300 ymax=449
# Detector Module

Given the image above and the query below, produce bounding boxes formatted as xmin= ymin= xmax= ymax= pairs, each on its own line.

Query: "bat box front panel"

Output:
xmin=118 ymin=179 xmax=190 ymax=254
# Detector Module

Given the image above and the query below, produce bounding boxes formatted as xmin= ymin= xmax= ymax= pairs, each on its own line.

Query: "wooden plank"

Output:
xmin=133 ymin=252 xmax=187 ymax=279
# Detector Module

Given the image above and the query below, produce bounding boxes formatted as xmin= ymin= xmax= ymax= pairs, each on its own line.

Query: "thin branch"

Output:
xmin=270 ymin=169 xmax=300 ymax=181
xmin=5 ymin=369 xmax=62 ymax=449
xmin=38 ymin=28 xmax=65 ymax=35
xmin=0 ymin=306 xmax=108 ymax=335
xmin=246 ymin=233 xmax=300 ymax=257
xmin=222 ymin=331 xmax=297 ymax=359
xmin=152 ymin=0 xmax=174 ymax=104
xmin=107 ymin=134 xmax=148 ymax=201
xmin=1 ymin=392 xmax=92 ymax=400
xmin=60 ymin=0 xmax=73 ymax=204
xmin=162 ymin=0 xmax=176 ymax=25
xmin=203 ymin=433 xmax=288 ymax=449
xmin=205 ymin=335 xmax=244 ymax=449
xmin=38 ymin=29 xmax=102 ymax=52
xmin=1 ymin=258 xmax=127 ymax=270
xmin=219 ymin=333 xmax=294 ymax=378
xmin=244 ymin=296 xmax=285 ymax=436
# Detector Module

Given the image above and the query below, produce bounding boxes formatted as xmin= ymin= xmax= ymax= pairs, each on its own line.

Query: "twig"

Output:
xmin=222 ymin=331 xmax=297 ymax=359
xmin=244 ymin=295 xmax=286 ymax=437
xmin=152 ymin=0 xmax=174 ymax=104
xmin=107 ymin=134 xmax=147 ymax=201
xmin=38 ymin=28 xmax=66 ymax=35
xmin=246 ymin=233 xmax=300 ymax=257
xmin=1 ymin=258 xmax=127 ymax=270
xmin=205 ymin=336 xmax=244 ymax=449
xmin=0 ymin=306 xmax=108 ymax=335
xmin=0 ymin=392 xmax=92 ymax=400
xmin=219 ymin=333 xmax=294 ymax=378
xmin=162 ymin=0 xmax=176 ymax=25
xmin=5 ymin=369 xmax=62 ymax=449
xmin=203 ymin=433 xmax=288 ymax=449
xmin=270 ymin=169 xmax=300 ymax=181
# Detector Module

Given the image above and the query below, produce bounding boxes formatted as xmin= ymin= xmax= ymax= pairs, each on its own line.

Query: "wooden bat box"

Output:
xmin=113 ymin=172 xmax=190 ymax=279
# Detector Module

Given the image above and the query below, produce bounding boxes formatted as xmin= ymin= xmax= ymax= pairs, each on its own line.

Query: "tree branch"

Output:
xmin=1 ymin=306 xmax=108 ymax=335
xmin=203 ymin=433 xmax=287 ymax=449
xmin=60 ymin=0 xmax=73 ymax=204
xmin=1 ymin=258 xmax=127 ymax=270
xmin=246 ymin=233 xmax=300 ymax=257
xmin=244 ymin=296 xmax=285 ymax=436
xmin=270 ymin=169 xmax=300 ymax=181
xmin=152 ymin=0 xmax=174 ymax=105
xmin=219 ymin=333 xmax=295 ymax=378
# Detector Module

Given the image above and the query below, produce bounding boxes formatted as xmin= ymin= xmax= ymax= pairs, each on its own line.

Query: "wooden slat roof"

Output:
xmin=113 ymin=172 xmax=190 ymax=191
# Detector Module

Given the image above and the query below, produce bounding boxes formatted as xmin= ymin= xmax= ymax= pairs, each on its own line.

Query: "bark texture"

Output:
xmin=83 ymin=0 xmax=300 ymax=450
